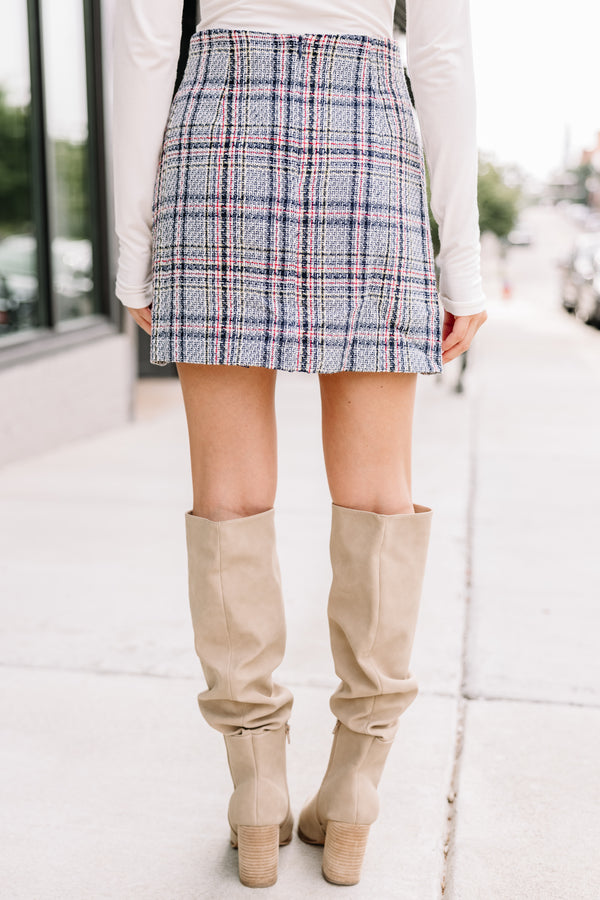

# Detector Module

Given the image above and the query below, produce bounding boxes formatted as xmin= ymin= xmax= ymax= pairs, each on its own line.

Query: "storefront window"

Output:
xmin=40 ymin=0 xmax=97 ymax=323
xmin=0 ymin=0 xmax=107 ymax=350
xmin=0 ymin=1 xmax=40 ymax=336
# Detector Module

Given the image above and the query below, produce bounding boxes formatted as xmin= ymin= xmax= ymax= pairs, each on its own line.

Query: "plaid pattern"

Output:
xmin=150 ymin=28 xmax=442 ymax=373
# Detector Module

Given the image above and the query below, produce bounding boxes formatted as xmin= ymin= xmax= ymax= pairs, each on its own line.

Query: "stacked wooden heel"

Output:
xmin=322 ymin=822 xmax=371 ymax=885
xmin=235 ymin=825 xmax=284 ymax=888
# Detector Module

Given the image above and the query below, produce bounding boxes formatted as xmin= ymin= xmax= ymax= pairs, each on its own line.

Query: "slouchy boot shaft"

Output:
xmin=327 ymin=501 xmax=433 ymax=740
xmin=184 ymin=507 xmax=293 ymax=733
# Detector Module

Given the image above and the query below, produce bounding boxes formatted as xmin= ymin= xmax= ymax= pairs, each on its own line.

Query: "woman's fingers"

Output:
xmin=441 ymin=310 xmax=488 ymax=364
xmin=442 ymin=315 xmax=470 ymax=351
xmin=126 ymin=303 xmax=153 ymax=335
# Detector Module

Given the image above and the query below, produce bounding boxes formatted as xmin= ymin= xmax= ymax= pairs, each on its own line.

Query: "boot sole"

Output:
xmin=322 ymin=821 xmax=371 ymax=886
xmin=296 ymin=822 xmax=325 ymax=846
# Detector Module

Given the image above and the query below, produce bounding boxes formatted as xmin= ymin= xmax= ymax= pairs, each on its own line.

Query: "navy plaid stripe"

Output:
xmin=150 ymin=27 xmax=442 ymax=373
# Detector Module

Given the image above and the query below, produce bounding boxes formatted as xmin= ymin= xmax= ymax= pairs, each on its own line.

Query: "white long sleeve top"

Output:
xmin=112 ymin=0 xmax=486 ymax=317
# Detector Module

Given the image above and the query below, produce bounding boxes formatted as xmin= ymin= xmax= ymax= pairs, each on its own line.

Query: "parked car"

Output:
xmin=0 ymin=234 xmax=39 ymax=332
xmin=575 ymin=246 xmax=600 ymax=327
xmin=507 ymin=226 xmax=533 ymax=246
xmin=0 ymin=233 xmax=94 ymax=333
xmin=558 ymin=233 xmax=600 ymax=315
xmin=584 ymin=212 xmax=600 ymax=232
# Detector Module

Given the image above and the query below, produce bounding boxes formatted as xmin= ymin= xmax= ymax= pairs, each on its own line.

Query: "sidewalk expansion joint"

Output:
xmin=2 ymin=662 xmax=599 ymax=710
xmin=439 ymin=377 xmax=479 ymax=897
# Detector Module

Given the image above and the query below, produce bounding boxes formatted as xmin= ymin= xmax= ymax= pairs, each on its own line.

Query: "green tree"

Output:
xmin=0 ymin=85 xmax=90 ymax=242
xmin=477 ymin=154 xmax=522 ymax=239
xmin=567 ymin=161 xmax=594 ymax=205
xmin=0 ymin=86 xmax=33 ymax=237
xmin=51 ymin=138 xmax=90 ymax=240
xmin=425 ymin=153 xmax=522 ymax=257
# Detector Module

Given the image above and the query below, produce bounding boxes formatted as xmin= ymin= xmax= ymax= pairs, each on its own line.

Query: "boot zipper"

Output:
xmin=285 ymin=723 xmax=291 ymax=744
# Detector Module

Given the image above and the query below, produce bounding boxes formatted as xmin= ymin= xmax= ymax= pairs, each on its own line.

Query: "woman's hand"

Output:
xmin=127 ymin=303 xmax=152 ymax=336
xmin=441 ymin=309 xmax=488 ymax=364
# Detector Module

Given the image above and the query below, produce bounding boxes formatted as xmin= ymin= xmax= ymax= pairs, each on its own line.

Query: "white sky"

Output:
xmin=1 ymin=1 xmax=598 ymax=179
xmin=469 ymin=0 xmax=599 ymax=181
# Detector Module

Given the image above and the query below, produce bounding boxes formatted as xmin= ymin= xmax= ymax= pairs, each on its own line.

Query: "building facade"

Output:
xmin=0 ymin=0 xmax=188 ymax=467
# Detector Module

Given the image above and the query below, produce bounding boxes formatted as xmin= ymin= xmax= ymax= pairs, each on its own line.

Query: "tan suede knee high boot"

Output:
xmin=298 ymin=501 xmax=433 ymax=885
xmin=184 ymin=506 xmax=294 ymax=888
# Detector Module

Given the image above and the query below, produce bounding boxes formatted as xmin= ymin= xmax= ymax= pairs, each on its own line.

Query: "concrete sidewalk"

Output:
xmin=1 ymin=205 xmax=599 ymax=898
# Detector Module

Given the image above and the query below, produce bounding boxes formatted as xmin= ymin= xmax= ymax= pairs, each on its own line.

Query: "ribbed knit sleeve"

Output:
xmin=405 ymin=0 xmax=486 ymax=316
xmin=112 ymin=0 xmax=184 ymax=308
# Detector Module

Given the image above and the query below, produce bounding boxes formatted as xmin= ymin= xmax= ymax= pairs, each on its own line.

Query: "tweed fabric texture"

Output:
xmin=150 ymin=27 xmax=443 ymax=373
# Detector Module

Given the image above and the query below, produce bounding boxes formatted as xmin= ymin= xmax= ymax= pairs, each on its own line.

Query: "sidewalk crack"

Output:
xmin=439 ymin=379 xmax=479 ymax=897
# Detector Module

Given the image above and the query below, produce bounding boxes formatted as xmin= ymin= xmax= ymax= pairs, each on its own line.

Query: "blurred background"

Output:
xmin=1 ymin=2 xmax=599 ymax=898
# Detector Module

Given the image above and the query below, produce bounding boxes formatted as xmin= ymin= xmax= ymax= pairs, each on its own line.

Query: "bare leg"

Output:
xmin=300 ymin=371 xmax=430 ymax=885
xmin=176 ymin=362 xmax=278 ymax=521
xmin=177 ymin=361 xmax=292 ymax=886
xmin=318 ymin=371 xmax=418 ymax=514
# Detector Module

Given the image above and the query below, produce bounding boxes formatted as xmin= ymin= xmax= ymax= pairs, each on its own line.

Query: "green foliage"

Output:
xmin=0 ymin=86 xmax=33 ymax=237
xmin=567 ymin=161 xmax=594 ymax=205
xmin=51 ymin=138 xmax=91 ymax=240
xmin=0 ymin=85 xmax=91 ymax=241
xmin=477 ymin=154 xmax=522 ymax=239
xmin=425 ymin=151 xmax=523 ymax=255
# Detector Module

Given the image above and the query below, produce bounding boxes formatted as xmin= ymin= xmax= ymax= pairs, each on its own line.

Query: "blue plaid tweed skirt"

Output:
xmin=150 ymin=27 xmax=442 ymax=373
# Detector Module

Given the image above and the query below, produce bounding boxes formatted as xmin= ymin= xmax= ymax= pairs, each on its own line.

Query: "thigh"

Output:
xmin=318 ymin=371 xmax=418 ymax=514
xmin=176 ymin=362 xmax=278 ymax=521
